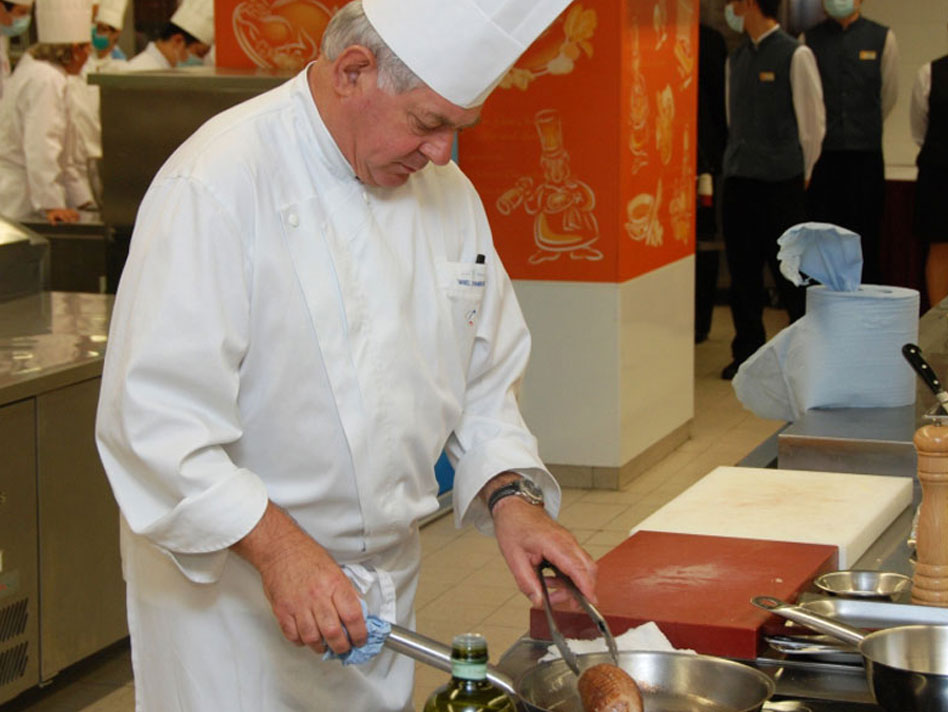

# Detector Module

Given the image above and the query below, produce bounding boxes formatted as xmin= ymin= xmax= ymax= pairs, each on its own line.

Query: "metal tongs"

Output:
xmin=537 ymin=559 xmax=619 ymax=675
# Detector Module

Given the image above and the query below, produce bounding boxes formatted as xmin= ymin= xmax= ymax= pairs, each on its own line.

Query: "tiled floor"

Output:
xmin=2 ymin=305 xmax=789 ymax=712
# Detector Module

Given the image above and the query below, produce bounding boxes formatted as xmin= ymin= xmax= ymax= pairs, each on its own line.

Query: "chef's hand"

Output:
xmin=232 ymin=501 xmax=368 ymax=655
xmin=487 ymin=480 xmax=598 ymax=609
xmin=45 ymin=208 xmax=80 ymax=224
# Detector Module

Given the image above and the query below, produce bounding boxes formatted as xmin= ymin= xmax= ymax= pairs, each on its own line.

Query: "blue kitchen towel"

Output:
xmin=323 ymin=600 xmax=392 ymax=666
xmin=777 ymin=222 xmax=863 ymax=292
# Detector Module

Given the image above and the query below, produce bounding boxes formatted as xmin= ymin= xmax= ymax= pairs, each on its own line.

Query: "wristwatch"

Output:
xmin=487 ymin=477 xmax=545 ymax=515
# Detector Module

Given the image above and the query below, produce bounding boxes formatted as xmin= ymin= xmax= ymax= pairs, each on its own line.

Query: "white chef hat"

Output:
xmin=36 ymin=0 xmax=93 ymax=43
xmin=96 ymin=0 xmax=129 ymax=31
xmin=362 ymin=0 xmax=573 ymax=108
xmin=171 ymin=0 xmax=214 ymax=45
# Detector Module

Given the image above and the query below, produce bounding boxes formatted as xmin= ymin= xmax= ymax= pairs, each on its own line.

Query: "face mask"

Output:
xmin=824 ymin=0 xmax=855 ymax=19
xmin=177 ymin=52 xmax=204 ymax=68
xmin=91 ymin=26 xmax=111 ymax=51
xmin=0 ymin=14 xmax=31 ymax=37
xmin=725 ymin=3 xmax=745 ymax=34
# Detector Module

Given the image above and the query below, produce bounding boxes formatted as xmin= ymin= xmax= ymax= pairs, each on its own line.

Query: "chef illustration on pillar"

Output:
xmin=802 ymin=0 xmax=899 ymax=285
xmin=94 ymin=1 xmax=597 ymax=710
xmin=124 ymin=0 xmax=212 ymax=71
xmin=719 ymin=0 xmax=825 ymax=380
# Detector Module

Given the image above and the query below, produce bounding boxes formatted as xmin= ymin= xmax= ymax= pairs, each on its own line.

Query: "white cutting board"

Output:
xmin=631 ymin=466 xmax=912 ymax=568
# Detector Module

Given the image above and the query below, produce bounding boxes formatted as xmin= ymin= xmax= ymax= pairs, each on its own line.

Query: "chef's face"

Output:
xmin=342 ymin=60 xmax=482 ymax=188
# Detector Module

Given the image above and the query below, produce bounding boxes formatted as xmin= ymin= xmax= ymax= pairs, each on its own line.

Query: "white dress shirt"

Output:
xmin=911 ymin=62 xmax=933 ymax=147
xmin=726 ymin=24 xmax=827 ymax=181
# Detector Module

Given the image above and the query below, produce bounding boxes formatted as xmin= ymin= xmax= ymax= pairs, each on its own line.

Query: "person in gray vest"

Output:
xmin=910 ymin=38 xmax=948 ymax=307
xmin=803 ymin=0 xmax=899 ymax=286
xmin=720 ymin=0 xmax=826 ymax=380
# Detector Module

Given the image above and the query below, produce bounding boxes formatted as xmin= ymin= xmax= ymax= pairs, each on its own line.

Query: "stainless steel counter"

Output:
xmin=0 ymin=292 xmax=111 ymax=405
xmin=0 ymin=292 xmax=123 ymax=704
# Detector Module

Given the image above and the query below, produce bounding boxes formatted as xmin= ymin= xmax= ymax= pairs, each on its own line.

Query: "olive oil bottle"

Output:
xmin=422 ymin=633 xmax=516 ymax=712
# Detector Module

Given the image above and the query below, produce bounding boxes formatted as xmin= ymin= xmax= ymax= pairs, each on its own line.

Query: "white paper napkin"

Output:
xmin=539 ymin=621 xmax=695 ymax=662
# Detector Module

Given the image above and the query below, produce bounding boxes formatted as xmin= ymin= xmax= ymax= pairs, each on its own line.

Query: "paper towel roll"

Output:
xmin=734 ymin=285 xmax=919 ymax=421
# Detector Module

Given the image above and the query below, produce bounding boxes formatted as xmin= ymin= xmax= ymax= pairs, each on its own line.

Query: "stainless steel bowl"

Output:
xmin=814 ymin=570 xmax=912 ymax=601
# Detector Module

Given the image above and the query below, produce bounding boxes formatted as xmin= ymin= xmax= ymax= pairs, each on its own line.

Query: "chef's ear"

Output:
xmin=330 ymin=45 xmax=378 ymax=96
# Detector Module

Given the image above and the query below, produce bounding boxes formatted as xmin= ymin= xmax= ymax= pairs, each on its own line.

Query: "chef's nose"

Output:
xmin=419 ymin=131 xmax=454 ymax=166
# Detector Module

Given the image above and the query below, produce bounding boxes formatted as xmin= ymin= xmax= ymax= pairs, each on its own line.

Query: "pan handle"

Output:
xmin=384 ymin=623 xmax=518 ymax=697
xmin=751 ymin=596 xmax=867 ymax=648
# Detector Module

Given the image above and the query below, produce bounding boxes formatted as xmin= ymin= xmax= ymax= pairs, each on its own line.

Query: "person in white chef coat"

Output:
xmin=0 ymin=0 xmax=33 ymax=101
xmin=67 ymin=0 xmax=128 ymax=206
xmin=124 ymin=0 xmax=212 ymax=71
xmin=95 ymin=1 xmax=597 ymax=710
xmin=0 ymin=0 xmax=94 ymax=223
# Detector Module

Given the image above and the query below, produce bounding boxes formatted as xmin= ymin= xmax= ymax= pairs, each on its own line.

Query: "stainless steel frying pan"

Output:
xmin=753 ymin=595 xmax=948 ymax=712
xmin=386 ymin=625 xmax=775 ymax=712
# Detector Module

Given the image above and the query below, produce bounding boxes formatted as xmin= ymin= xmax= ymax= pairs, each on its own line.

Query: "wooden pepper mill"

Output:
xmin=912 ymin=423 xmax=948 ymax=606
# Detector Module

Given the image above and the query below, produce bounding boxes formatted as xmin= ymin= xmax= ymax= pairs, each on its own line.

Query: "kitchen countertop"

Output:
xmin=0 ymin=292 xmax=112 ymax=405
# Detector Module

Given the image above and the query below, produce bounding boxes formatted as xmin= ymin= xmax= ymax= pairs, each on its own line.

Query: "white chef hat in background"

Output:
xmin=36 ymin=0 xmax=93 ymax=43
xmin=7 ymin=0 xmax=33 ymax=7
xmin=362 ymin=0 xmax=572 ymax=109
xmin=171 ymin=0 xmax=214 ymax=45
xmin=96 ymin=0 xmax=129 ymax=31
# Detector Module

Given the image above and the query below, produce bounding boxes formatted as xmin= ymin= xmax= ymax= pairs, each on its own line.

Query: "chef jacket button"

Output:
xmin=287 ymin=213 xmax=300 ymax=228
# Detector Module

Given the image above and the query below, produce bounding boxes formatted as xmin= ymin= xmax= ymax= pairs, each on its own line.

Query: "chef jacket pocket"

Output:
xmin=437 ymin=260 xmax=487 ymax=360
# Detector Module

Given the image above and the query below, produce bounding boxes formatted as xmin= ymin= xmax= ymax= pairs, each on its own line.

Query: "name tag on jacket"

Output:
xmin=859 ymin=50 xmax=878 ymax=61
xmin=759 ymin=71 xmax=776 ymax=82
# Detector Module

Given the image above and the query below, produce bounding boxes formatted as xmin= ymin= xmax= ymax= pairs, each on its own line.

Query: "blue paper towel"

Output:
xmin=777 ymin=222 xmax=863 ymax=292
xmin=734 ymin=285 xmax=919 ymax=421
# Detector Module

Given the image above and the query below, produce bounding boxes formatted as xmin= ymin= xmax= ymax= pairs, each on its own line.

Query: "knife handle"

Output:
xmin=902 ymin=344 xmax=948 ymax=407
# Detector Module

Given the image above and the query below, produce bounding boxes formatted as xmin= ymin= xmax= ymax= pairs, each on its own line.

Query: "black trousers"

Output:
xmin=695 ymin=202 xmax=720 ymax=338
xmin=723 ymin=175 xmax=807 ymax=364
xmin=807 ymin=149 xmax=885 ymax=284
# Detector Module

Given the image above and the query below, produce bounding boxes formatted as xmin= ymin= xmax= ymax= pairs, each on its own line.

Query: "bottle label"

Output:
xmin=451 ymin=661 xmax=487 ymax=681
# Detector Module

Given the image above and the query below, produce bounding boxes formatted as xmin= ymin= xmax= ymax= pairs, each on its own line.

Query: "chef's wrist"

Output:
xmin=478 ymin=472 xmax=522 ymax=507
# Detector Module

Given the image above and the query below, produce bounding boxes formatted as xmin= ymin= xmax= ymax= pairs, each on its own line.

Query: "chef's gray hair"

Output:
xmin=320 ymin=1 xmax=425 ymax=95
xmin=29 ymin=43 xmax=79 ymax=67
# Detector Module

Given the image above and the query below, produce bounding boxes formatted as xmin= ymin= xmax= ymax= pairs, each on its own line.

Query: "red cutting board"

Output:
xmin=529 ymin=530 xmax=838 ymax=659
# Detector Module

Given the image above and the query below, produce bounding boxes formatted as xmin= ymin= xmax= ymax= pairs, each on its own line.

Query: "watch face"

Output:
xmin=519 ymin=478 xmax=544 ymax=503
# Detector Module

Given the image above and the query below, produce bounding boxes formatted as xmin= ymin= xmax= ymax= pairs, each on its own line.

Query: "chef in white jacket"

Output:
xmin=0 ymin=0 xmax=94 ymax=223
xmin=124 ymin=0 xmax=212 ymax=71
xmin=67 ymin=0 xmax=128 ymax=205
xmin=0 ymin=0 xmax=33 ymax=100
xmin=95 ymin=0 xmax=596 ymax=710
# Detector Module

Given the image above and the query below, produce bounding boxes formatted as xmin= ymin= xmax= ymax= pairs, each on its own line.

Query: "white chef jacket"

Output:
xmin=0 ymin=36 xmax=10 ymax=100
xmin=0 ymin=53 xmax=93 ymax=219
xmin=124 ymin=41 xmax=172 ymax=71
xmin=96 ymin=65 xmax=558 ymax=710
xmin=911 ymin=62 xmax=933 ymax=147
xmin=726 ymin=24 xmax=826 ymax=181
xmin=66 ymin=53 xmax=127 ymax=202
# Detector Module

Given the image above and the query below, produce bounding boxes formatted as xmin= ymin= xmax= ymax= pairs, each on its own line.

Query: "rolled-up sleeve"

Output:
xmin=96 ymin=175 xmax=269 ymax=583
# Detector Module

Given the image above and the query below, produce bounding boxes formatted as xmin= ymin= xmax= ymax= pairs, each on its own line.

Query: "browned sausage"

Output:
xmin=577 ymin=663 xmax=644 ymax=712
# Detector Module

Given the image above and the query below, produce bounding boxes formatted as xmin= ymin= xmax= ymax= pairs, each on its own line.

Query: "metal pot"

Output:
xmin=386 ymin=624 xmax=774 ymax=712
xmin=753 ymin=596 xmax=948 ymax=712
